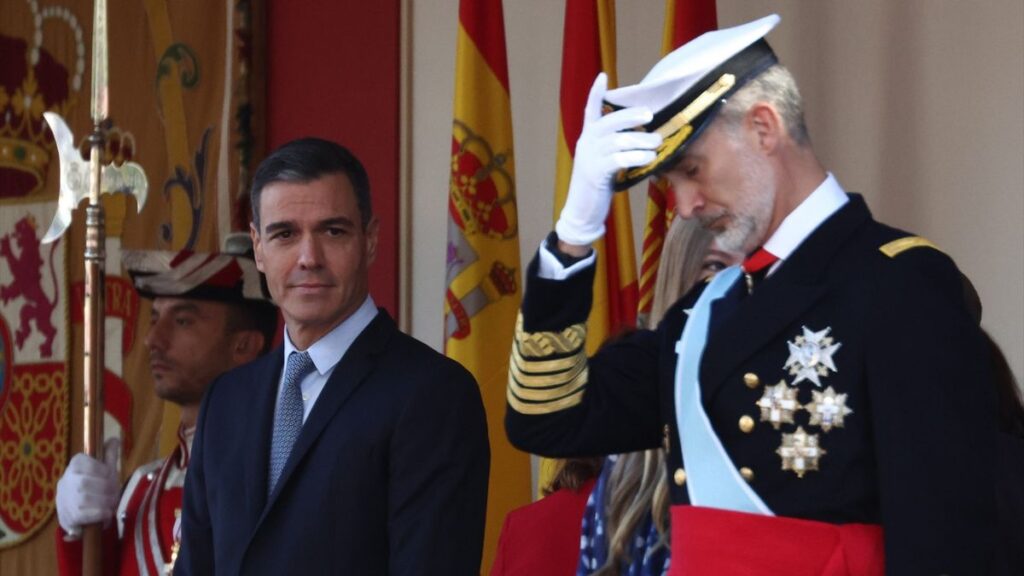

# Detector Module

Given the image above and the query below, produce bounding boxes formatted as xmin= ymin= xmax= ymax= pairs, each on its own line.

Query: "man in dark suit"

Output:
xmin=505 ymin=15 xmax=994 ymax=575
xmin=176 ymin=138 xmax=490 ymax=575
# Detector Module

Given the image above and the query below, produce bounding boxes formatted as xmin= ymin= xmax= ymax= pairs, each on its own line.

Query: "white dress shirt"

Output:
xmin=761 ymin=172 xmax=848 ymax=275
xmin=279 ymin=296 xmax=379 ymax=422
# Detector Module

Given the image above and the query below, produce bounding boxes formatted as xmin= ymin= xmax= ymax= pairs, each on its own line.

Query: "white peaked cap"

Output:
xmin=604 ymin=14 xmax=782 ymax=189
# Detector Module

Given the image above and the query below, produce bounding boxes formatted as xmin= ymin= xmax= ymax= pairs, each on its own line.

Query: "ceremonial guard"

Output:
xmin=506 ymin=15 xmax=994 ymax=575
xmin=54 ymin=246 xmax=277 ymax=575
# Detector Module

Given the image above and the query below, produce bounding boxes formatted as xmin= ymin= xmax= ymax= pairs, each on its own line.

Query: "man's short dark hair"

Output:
xmin=251 ymin=137 xmax=373 ymax=229
xmin=225 ymin=301 xmax=278 ymax=355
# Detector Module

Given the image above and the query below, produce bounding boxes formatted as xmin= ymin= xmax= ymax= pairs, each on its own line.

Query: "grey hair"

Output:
xmin=717 ymin=64 xmax=810 ymax=147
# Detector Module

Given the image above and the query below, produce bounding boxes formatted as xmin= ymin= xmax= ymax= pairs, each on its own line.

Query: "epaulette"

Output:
xmin=878 ymin=236 xmax=943 ymax=258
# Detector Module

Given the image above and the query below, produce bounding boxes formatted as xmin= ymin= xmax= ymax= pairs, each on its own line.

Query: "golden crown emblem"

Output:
xmin=0 ymin=0 xmax=85 ymax=198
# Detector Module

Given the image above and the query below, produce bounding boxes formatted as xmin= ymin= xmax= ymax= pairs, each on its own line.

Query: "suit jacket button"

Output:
xmin=739 ymin=415 xmax=755 ymax=433
xmin=740 ymin=467 xmax=755 ymax=482
xmin=673 ymin=468 xmax=687 ymax=486
xmin=743 ymin=373 xmax=760 ymax=388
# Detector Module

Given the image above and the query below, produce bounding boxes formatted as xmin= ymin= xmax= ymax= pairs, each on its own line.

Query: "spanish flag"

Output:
xmin=444 ymin=0 xmax=530 ymax=569
xmin=637 ymin=0 xmax=717 ymax=325
xmin=539 ymin=0 xmax=638 ymax=496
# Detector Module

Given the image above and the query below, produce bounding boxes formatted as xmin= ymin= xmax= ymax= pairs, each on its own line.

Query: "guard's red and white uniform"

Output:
xmin=56 ymin=426 xmax=192 ymax=576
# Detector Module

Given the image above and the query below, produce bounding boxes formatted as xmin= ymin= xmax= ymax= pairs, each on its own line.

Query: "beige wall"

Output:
xmin=410 ymin=0 xmax=1024 ymax=386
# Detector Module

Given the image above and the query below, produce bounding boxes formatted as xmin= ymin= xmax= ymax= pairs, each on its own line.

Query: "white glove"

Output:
xmin=55 ymin=452 xmax=120 ymax=537
xmin=555 ymin=72 xmax=662 ymax=246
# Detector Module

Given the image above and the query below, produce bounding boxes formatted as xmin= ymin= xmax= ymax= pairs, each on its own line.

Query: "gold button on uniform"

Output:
xmin=739 ymin=415 xmax=755 ymax=433
xmin=673 ymin=468 xmax=687 ymax=486
xmin=740 ymin=467 xmax=755 ymax=482
xmin=743 ymin=373 xmax=760 ymax=388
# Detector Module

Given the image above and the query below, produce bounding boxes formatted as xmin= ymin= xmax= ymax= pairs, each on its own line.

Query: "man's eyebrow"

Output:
xmin=319 ymin=216 xmax=356 ymax=229
xmin=153 ymin=302 xmax=201 ymax=319
xmin=263 ymin=220 xmax=295 ymax=234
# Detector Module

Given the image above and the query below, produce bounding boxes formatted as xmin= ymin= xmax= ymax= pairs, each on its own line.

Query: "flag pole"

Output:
xmin=80 ymin=1 xmax=109 ymax=572
xmin=40 ymin=0 xmax=148 ymax=572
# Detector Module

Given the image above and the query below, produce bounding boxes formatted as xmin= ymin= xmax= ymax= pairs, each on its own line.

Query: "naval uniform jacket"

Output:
xmin=506 ymin=195 xmax=995 ymax=574
xmin=175 ymin=310 xmax=490 ymax=575
xmin=56 ymin=428 xmax=191 ymax=576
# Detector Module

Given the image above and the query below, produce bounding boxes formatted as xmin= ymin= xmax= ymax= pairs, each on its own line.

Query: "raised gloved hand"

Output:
xmin=555 ymin=72 xmax=662 ymax=246
xmin=55 ymin=452 xmax=120 ymax=537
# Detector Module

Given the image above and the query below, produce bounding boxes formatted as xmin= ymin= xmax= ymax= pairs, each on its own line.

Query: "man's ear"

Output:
xmin=364 ymin=217 xmax=380 ymax=266
xmin=231 ymin=330 xmax=265 ymax=364
xmin=747 ymin=102 xmax=784 ymax=153
xmin=250 ymin=222 xmax=264 ymax=272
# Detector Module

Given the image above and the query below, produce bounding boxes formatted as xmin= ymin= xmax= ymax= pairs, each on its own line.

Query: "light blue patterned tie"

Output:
xmin=268 ymin=351 xmax=314 ymax=495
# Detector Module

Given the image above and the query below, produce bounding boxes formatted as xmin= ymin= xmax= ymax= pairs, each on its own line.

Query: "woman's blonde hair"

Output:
xmin=595 ymin=216 xmax=715 ymax=575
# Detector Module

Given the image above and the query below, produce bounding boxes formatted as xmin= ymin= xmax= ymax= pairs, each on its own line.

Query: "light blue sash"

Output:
xmin=674 ymin=265 xmax=773 ymax=515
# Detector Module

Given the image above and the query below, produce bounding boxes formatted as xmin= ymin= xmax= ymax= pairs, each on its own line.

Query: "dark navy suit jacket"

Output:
xmin=176 ymin=310 xmax=490 ymax=575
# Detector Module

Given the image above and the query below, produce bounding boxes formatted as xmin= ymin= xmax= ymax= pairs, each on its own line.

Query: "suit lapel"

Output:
xmin=699 ymin=195 xmax=872 ymax=402
xmin=259 ymin=311 xmax=396 ymax=515
xmin=242 ymin=348 xmax=284 ymax=528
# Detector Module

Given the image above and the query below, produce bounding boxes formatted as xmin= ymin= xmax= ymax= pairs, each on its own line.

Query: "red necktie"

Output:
xmin=741 ymin=248 xmax=779 ymax=292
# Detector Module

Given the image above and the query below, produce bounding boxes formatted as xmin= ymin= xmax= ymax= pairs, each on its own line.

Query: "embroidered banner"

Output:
xmin=0 ymin=0 xmax=263 ymax=570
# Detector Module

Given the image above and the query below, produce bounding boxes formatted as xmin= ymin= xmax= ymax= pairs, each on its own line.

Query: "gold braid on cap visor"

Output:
xmin=614 ymin=72 xmax=737 ymax=187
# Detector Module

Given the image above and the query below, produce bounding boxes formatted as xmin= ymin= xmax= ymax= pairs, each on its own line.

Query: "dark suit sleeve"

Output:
xmin=867 ymin=262 xmax=995 ymax=573
xmin=504 ymin=253 xmax=664 ymax=458
xmin=387 ymin=359 xmax=490 ymax=575
xmin=173 ymin=379 xmax=218 ymax=576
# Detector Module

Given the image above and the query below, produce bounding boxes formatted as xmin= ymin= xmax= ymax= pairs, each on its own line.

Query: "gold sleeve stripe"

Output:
xmin=515 ymin=314 xmax=586 ymax=357
xmin=509 ymin=365 xmax=588 ymax=401
xmin=507 ymin=312 xmax=590 ymax=415
xmin=879 ymin=236 xmax=943 ymax=258
xmin=509 ymin=360 xmax=589 ymax=397
xmin=510 ymin=355 xmax=586 ymax=389
xmin=511 ymin=341 xmax=582 ymax=374
xmin=507 ymin=386 xmax=586 ymax=415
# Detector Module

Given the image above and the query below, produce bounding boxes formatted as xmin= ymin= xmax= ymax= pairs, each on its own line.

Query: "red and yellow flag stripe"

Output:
xmin=638 ymin=0 xmax=718 ymax=325
xmin=445 ymin=0 xmax=530 ymax=570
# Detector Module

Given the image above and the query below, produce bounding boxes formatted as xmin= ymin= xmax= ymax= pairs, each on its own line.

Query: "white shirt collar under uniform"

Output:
xmin=762 ymin=172 xmax=848 ymax=268
xmin=280 ymin=295 xmax=379 ymax=422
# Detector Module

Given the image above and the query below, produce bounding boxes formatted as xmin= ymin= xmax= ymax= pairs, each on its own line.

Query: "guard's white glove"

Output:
xmin=55 ymin=452 xmax=120 ymax=538
xmin=555 ymin=72 xmax=662 ymax=246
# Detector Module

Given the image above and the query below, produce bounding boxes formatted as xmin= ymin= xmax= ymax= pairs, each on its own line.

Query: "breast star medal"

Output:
xmin=806 ymin=386 xmax=853 ymax=432
xmin=776 ymin=426 xmax=826 ymax=478
xmin=756 ymin=381 xmax=802 ymax=429
xmin=784 ymin=326 xmax=842 ymax=387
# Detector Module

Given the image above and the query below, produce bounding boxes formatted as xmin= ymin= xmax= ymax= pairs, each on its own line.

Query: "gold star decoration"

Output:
xmin=806 ymin=386 xmax=853 ymax=432
xmin=784 ymin=326 xmax=842 ymax=387
xmin=776 ymin=426 xmax=826 ymax=478
xmin=756 ymin=380 xmax=802 ymax=430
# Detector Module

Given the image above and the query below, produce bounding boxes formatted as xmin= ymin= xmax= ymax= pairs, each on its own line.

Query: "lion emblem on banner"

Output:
xmin=1 ymin=215 xmax=59 ymax=358
xmin=0 ymin=204 xmax=69 ymax=549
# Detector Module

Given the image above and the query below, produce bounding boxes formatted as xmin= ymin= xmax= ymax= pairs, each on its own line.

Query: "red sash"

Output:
xmin=668 ymin=505 xmax=884 ymax=576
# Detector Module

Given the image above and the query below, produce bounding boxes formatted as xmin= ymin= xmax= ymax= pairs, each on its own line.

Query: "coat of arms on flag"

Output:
xmin=0 ymin=3 xmax=78 ymax=546
xmin=0 ymin=201 xmax=70 ymax=549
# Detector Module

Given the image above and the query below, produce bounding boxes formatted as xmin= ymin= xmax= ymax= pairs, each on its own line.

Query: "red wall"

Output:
xmin=266 ymin=0 xmax=401 ymax=318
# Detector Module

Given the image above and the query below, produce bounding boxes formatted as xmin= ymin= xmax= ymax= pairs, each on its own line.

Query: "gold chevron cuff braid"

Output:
xmin=508 ymin=313 xmax=589 ymax=415
xmin=879 ymin=236 xmax=943 ymax=258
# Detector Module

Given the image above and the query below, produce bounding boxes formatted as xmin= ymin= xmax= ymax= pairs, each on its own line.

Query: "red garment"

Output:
xmin=491 ymin=479 xmax=596 ymax=576
xmin=55 ymin=427 xmax=192 ymax=576
xmin=668 ymin=505 xmax=884 ymax=576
